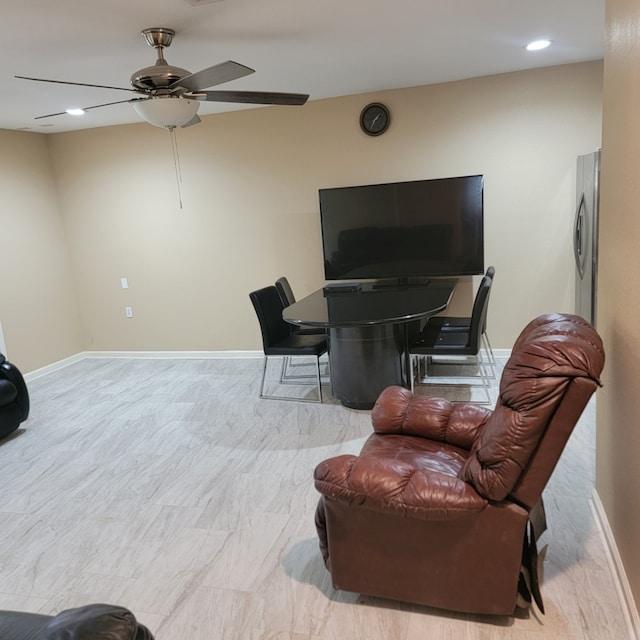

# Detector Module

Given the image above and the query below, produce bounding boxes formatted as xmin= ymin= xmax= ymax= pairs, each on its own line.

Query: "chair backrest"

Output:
xmin=275 ymin=277 xmax=296 ymax=307
xmin=481 ymin=266 xmax=495 ymax=334
xmin=465 ymin=275 xmax=492 ymax=350
xmin=459 ymin=313 xmax=604 ymax=509
xmin=249 ymin=285 xmax=292 ymax=351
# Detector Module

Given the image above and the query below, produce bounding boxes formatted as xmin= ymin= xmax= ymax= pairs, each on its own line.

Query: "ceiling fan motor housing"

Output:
xmin=130 ymin=63 xmax=191 ymax=91
xmin=131 ymin=27 xmax=191 ymax=92
xmin=141 ymin=27 xmax=175 ymax=49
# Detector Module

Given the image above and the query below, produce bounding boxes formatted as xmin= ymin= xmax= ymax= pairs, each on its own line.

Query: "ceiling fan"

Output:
xmin=15 ymin=27 xmax=309 ymax=129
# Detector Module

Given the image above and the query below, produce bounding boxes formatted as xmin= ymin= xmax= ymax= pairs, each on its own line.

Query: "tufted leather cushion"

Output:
xmin=459 ymin=314 xmax=604 ymax=501
xmin=314 ymin=447 xmax=488 ymax=521
xmin=371 ymin=386 xmax=492 ymax=450
xmin=314 ymin=392 xmax=492 ymax=521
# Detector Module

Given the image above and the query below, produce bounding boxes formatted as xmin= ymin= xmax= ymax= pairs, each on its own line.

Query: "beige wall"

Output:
xmin=44 ymin=61 xmax=602 ymax=354
xmin=597 ymin=0 xmax=640 ymax=612
xmin=1 ymin=60 xmax=602 ymax=367
xmin=0 ymin=130 xmax=83 ymax=371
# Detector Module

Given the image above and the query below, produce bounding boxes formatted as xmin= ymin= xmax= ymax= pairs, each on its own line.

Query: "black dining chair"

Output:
xmin=275 ymin=276 xmax=296 ymax=308
xmin=250 ymin=285 xmax=328 ymax=403
xmin=275 ymin=276 xmax=326 ymax=380
xmin=409 ymin=274 xmax=493 ymax=404
xmin=275 ymin=276 xmax=326 ymax=336
xmin=421 ymin=266 xmax=496 ymax=372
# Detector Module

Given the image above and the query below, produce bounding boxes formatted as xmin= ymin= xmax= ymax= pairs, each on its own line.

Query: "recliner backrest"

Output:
xmin=459 ymin=314 xmax=604 ymax=508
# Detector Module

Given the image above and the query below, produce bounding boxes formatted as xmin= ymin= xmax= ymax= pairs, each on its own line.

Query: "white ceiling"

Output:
xmin=3 ymin=0 xmax=604 ymax=133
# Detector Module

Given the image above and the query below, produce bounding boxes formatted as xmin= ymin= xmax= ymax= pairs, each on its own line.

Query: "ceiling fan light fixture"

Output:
xmin=65 ymin=108 xmax=85 ymax=116
xmin=132 ymin=97 xmax=200 ymax=129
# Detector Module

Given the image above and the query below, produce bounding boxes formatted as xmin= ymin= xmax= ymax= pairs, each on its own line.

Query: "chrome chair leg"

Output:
xmin=281 ymin=355 xmax=330 ymax=384
xmin=413 ymin=353 xmax=493 ymax=405
xmin=483 ymin=332 xmax=497 ymax=367
xmin=260 ymin=356 xmax=323 ymax=403
xmin=315 ymin=355 xmax=323 ymax=403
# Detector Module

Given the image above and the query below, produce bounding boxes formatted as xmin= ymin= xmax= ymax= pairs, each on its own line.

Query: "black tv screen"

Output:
xmin=319 ymin=175 xmax=484 ymax=280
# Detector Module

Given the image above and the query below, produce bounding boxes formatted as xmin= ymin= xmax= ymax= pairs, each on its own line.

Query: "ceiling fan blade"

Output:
xmin=15 ymin=75 xmax=136 ymax=93
xmin=191 ymin=90 xmax=309 ymax=105
xmin=34 ymin=97 xmax=148 ymax=120
xmin=181 ymin=114 xmax=201 ymax=128
xmin=170 ymin=60 xmax=254 ymax=92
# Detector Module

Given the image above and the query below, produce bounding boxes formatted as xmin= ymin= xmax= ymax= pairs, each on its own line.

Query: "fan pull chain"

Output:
xmin=169 ymin=126 xmax=184 ymax=210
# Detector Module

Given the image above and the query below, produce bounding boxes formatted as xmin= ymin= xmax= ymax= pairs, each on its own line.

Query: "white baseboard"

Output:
xmin=24 ymin=350 xmax=262 ymax=381
xmin=82 ymin=350 xmax=262 ymax=360
xmin=592 ymin=490 xmax=640 ymax=640
xmin=24 ymin=353 xmax=87 ymax=381
xmin=25 ymin=347 xmax=507 ymax=382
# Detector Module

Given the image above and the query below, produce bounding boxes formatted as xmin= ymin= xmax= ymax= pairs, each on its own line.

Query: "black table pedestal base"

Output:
xmin=328 ymin=324 xmax=409 ymax=410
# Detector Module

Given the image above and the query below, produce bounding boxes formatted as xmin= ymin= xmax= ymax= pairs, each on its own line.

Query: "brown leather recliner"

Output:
xmin=314 ymin=313 xmax=605 ymax=616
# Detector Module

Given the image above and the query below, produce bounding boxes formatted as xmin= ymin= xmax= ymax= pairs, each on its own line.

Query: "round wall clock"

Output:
xmin=360 ymin=103 xmax=390 ymax=136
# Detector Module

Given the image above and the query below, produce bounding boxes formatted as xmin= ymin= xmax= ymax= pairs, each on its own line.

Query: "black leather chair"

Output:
xmin=0 ymin=352 xmax=29 ymax=440
xmin=250 ymin=285 xmax=328 ymax=403
xmin=275 ymin=276 xmax=325 ymax=336
xmin=275 ymin=276 xmax=296 ymax=308
xmin=409 ymin=275 xmax=493 ymax=403
xmin=0 ymin=603 xmax=154 ymax=639
xmin=422 ymin=266 xmax=496 ymax=369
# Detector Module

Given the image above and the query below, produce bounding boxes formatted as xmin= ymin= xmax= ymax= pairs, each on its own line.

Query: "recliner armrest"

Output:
xmin=0 ymin=380 xmax=17 ymax=406
xmin=43 ymin=604 xmax=153 ymax=639
xmin=0 ymin=604 xmax=154 ymax=640
xmin=0 ymin=360 xmax=29 ymax=421
xmin=314 ymin=454 xmax=487 ymax=521
xmin=371 ymin=386 xmax=491 ymax=450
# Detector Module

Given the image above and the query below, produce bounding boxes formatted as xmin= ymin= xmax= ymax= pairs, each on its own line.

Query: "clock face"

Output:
xmin=360 ymin=103 xmax=390 ymax=136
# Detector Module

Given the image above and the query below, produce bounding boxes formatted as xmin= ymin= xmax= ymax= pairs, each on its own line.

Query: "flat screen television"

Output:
xmin=319 ymin=175 xmax=484 ymax=281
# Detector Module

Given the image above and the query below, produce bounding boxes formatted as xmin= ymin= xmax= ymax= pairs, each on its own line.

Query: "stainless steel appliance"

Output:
xmin=574 ymin=149 xmax=600 ymax=326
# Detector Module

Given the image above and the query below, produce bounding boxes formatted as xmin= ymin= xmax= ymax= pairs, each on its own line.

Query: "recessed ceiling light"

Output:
xmin=65 ymin=108 xmax=85 ymax=116
xmin=526 ymin=39 xmax=552 ymax=51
